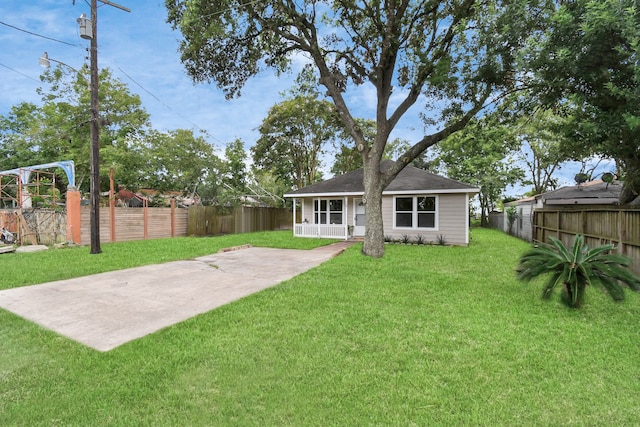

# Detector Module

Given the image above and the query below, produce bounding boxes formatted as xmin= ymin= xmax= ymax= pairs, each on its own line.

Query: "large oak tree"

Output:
xmin=167 ymin=0 xmax=549 ymax=256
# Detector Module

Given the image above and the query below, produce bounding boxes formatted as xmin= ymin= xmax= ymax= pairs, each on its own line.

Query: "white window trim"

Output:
xmin=393 ymin=195 xmax=439 ymax=230
xmin=313 ymin=198 xmax=344 ymax=225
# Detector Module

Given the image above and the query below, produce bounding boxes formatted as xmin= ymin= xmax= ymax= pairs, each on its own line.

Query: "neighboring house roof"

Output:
xmin=114 ymin=187 xmax=201 ymax=207
xmin=507 ymin=195 xmax=537 ymax=206
xmin=284 ymin=160 xmax=479 ymax=197
xmin=239 ymin=195 xmax=270 ymax=207
xmin=537 ymin=179 xmax=622 ymax=205
xmin=138 ymin=188 xmax=184 ymax=197
xmin=116 ymin=188 xmax=144 ymax=201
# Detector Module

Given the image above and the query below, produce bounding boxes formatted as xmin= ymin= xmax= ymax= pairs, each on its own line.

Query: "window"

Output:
xmin=395 ymin=197 xmax=413 ymax=227
xmin=314 ymin=199 xmax=343 ymax=224
xmin=394 ymin=196 xmax=437 ymax=229
xmin=417 ymin=196 xmax=436 ymax=228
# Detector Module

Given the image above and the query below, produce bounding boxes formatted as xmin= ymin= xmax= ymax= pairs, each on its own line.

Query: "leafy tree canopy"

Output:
xmin=24 ymin=65 xmax=149 ymax=191
xmin=104 ymin=128 xmax=219 ymax=195
xmin=253 ymin=66 xmax=342 ymax=189
xmin=167 ymin=0 xmax=551 ymax=256
xmin=514 ymin=108 xmax=571 ymax=195
xmin=434 ymin=114 xmax=524 ymax=225
xmin=0 ymin=102 xmax=45 ymax=170
xmin=215 ymin=138 xmax=249 ymax=205
xmin=523 ymin=0 xmax=640 ymax=203
xmin=1 ymin=65 xmax=220 ymax=199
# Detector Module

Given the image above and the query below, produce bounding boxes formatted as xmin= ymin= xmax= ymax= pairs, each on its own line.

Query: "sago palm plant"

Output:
xmin=517 ymin=235 xmax=640 ymax=308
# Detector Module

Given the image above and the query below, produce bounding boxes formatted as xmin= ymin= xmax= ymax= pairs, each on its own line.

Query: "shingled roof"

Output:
xmin=284 ymin=160 xmax=479 ymax=197
xmin=539 ymin=179 xmax=622 ymax=205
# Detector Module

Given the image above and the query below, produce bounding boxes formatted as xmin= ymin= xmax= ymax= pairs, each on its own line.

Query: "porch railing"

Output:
xmin=293 ymin=223 xmax=348 ymax=239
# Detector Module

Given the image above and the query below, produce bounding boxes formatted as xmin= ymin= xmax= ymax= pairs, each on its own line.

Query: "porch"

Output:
xmin=289 ymin=195 xmax=365 ymax=240
xmin=293 ymin=223 xmax=350 ymax=240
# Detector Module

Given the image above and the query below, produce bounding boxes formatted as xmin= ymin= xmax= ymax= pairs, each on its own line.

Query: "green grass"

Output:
xmin=0 ymin=231 xmax=337 ymax=289
xmin=1 ymin=228 xmax=639 ymax=425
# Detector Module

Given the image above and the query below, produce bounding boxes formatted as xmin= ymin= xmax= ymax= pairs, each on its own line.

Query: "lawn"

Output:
xmin=0 ymin=231 xmax=336 ymax=290
xmin=1 ymin=228 xmax=639 ymax=425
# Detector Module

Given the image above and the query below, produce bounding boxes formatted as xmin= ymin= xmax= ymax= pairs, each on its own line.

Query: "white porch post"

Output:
xmin=293 ymin=198 xmax=297 ymax=234
xmin=344 ymin=196 xmax=348 ymax=240
xmin=465 ymin=193 xmax=469 ymax=245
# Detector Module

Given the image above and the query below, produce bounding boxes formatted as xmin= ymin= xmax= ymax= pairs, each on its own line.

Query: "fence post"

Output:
xmin=66 ymin=188 xmax=82 ymax=244
xmin=171 ymin=198 xmax=176 ymax=237
xmin=533 ymin=210 xmax=541 ymax=243
xmin=619 ymin=209 xmax=626 ymax=255
xmin=109 ymin=168 xmax=116 ymax=243
xmin=143 ymin=198 xmax=148 ymax=240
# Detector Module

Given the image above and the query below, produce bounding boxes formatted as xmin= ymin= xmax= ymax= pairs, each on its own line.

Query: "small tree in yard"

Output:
xmin=434 ymin=114 xmax=524 ymax=226
xmin=506 ymin=205 xmax=518 ymax=235
xmin=166 ymin=0 xmax=551 ymax=257
xmin=517 ymin=235 xmax=640 ymax=308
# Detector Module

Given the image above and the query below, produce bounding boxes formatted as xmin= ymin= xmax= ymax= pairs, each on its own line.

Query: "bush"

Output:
xmin=517 ymin=235 xmax=640 ymax=308
xmin=506 ymin=206 xmax=518 ymax=234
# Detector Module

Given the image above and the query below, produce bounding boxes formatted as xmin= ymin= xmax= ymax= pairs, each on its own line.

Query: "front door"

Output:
xmin=354 ymin=198 xmax=366 ymax=236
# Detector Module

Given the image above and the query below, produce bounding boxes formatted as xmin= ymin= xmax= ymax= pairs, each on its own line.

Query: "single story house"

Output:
xmin=504 ymin=178 xmax=622 ymax=242
xmin=284 ymin=160 xmax=479 ymax=245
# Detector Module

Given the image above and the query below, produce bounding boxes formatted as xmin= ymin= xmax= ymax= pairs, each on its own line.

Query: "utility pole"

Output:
xmin=88 ymin=0 xmax=100 ymax=254
xmin=84 ymin=0 xmax=130 ymax=254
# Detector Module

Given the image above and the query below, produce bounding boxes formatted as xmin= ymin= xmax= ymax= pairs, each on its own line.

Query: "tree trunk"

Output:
xmin=361 ymin=159 xmax=386 ymax=258
xmin=620 ymin=157 xmax=640 ymax=205
xmin=362 ymin=183 xmax=385 ymax=258
xmin=479 ymin=194 xmax=489 ymax=227
xmin=564 ymin=282 xmax=574 ymax=306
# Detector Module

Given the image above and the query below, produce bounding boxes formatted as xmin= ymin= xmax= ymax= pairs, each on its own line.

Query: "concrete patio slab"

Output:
xmin=0 ymin=242 xmax=357 ymax=351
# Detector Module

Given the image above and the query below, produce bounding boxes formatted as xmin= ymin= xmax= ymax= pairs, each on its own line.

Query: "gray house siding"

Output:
xmin=513 ymin=202 xmax=535 ymax=242
xmin=503 ymin=199 xmax=536 ymax=242
xmin=286 ymin=161 xmax=478 ymax=245
xmin=382 ymin=193 xmax=469 ymax=245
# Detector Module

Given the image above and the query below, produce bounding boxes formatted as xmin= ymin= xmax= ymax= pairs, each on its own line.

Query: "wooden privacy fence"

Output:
xmin=488 ymin=211 xmax=505 ymax=231
xmin=187 ymin=206 xmax=292 ymax=236
xmin=80 ymin=205 xmax=189 ymax=243
xmin=9 ymin=205 xmax=291 ymax=245
xmin=533 ymin=208 xmax=640 ymax=276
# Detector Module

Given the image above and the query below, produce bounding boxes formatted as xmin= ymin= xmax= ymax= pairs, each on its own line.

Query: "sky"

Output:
xmin=0 ymin=0 xmax=613 ymax=198
xmin=0 ymin=0 xmax=312 ymax=149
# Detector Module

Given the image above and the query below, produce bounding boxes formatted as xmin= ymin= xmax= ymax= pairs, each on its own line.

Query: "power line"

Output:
xmin=115 ymin=66 xmax=224 ymax=145
xmin=0 ymin=21 xmax=80 ymax=47
xmin=0 ymin=13 xmax=225 ymax=144
xmin=116 ymin=67 xmax=204 ymax=133
xmin=0 ymin=63 xmax=41 ymax=83
xmin=1 ymin=58 xmax=224 ymax=145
